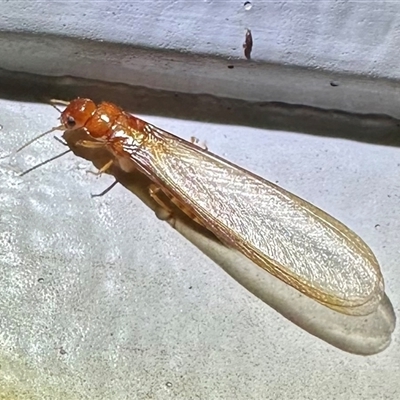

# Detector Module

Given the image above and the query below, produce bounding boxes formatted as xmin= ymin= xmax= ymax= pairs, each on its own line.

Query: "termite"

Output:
xmin=6 ymin=98 xmax=385 ymax=316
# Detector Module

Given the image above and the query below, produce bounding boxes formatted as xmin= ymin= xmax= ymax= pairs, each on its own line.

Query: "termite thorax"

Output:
xmin=84 ymin=103 xmax=122 ymax=139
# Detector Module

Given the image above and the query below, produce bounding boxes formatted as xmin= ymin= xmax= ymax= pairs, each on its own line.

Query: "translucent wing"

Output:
xmin=120 ymin=124 xmax=384 ymax=316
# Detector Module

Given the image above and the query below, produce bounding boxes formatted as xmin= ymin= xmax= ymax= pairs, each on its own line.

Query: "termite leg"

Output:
xmin=53 ymin=136 xmax=68 ymax=146
xmin=149 ymin=184 xmax=176 ymax=226
xmin=86 ymin=159 xmax=113 ymax=177
xmin=50 ymin=99 xmax=70 ymax=106
xmin=169 ymin=196 xmax=206 ymax=228
xmin=76 ymin=140 xmax=105 ymax=149
xmin=149 ymin=183 xmax=206 ymax=228
xmin=91 ymin=180 xmax=118 ymax=198
xmin=190 ymin=136 xmax=208 ymax=151
xmin=50 ymin=99 xmax=71 ymax=114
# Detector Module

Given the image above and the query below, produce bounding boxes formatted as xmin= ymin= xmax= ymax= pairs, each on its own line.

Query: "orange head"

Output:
xmin=60 ymin=98 xmax=97 ymax=130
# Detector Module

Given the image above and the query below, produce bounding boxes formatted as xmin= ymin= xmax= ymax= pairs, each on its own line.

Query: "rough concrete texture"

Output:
xmin=1 ymin=1 xmax=400 ymax=78
xmin=0 ymin=1 xmax=399 ymax=398
xmin=1 ymin=2 xmax=400 ymax=117
xmin=0 ymin=74 xmax=399 ymax=399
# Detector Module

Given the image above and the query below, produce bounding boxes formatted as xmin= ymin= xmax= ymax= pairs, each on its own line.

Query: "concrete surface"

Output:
xmin=2 ymin=2 xmax=400 ymax=117
xmin=0 ymin=0 xmax=400 ymax=398
xmin=0 ymin=73 xmax=399 ymax=399
xmin=2 ymin=1 xmax=400 ymax=78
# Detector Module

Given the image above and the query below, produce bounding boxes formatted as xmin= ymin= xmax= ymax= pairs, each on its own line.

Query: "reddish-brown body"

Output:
xmin=61 ymin=99 xmax=144 ymax=140
xmin=60 ymin=98 xmax=205 ymax=225
xmin=61 ymin=99 xmax=152 ymax=158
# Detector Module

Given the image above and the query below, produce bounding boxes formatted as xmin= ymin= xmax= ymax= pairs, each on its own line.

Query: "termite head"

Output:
xmin=0 ymin=98 xmax=98 ymax=162
xmin=60 ymin=98 xmax=97 ymax=131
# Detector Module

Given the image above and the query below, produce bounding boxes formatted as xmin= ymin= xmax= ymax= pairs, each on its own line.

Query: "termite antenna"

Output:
xmin=53 ymin=135 xmax=68 ymax=147
xmin=19 ymin=149 xmax=71 ymax=177
xmin=51 ymin=104 xmax=64 ymax=114
xmin=16 ymin=133 xmax=72 ymax=176
xmin=0 ymin=125 xmax=65 ymax=161
xmin=50 ymin=99 xmax=70 ymax=113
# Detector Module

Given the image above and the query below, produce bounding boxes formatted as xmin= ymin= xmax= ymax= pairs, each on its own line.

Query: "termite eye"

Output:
xmin=66 ymin=116 xmax=76 ymax=128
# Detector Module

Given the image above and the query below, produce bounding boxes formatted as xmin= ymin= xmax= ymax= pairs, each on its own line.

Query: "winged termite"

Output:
xmin=7 ymin=98 xmax=385 ymax=316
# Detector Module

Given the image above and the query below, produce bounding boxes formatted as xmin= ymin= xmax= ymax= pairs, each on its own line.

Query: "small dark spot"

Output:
xmin=38 ymin=278 xmax=44 ymax=283
xmin=189 ymin=286 xmax=192 ymax=289
xmin=275 ymin=181 xmax=279 ymax=184
xmin=59 ymin=347 xmax=67 ymax=355
xmin=227 ymin=65 xmax=234 ymax=69
xmin=166 ymin=382 xmax=173 ymax=388
xmin=374 ymin=224 xmax=380 ymax=229
xmin=243 ymin=29 xmax=253 ymax=59
xmin=330 ymin=81 xmax=339 ymax=87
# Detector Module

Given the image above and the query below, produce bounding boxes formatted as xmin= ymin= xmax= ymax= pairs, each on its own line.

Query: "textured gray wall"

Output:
xmin=1 ymin=1 xmax=400 ymax=116
xmin=2 ymin=1 xmax=400 ymax=78
xmin=0 ymin=2 xmax=399 ymax=399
